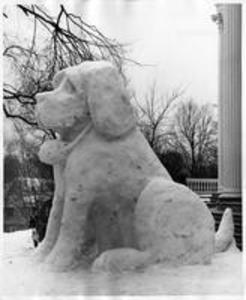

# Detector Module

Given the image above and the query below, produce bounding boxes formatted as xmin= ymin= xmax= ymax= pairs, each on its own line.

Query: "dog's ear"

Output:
xmin=87 ymin=63 xmax=136 ymax=139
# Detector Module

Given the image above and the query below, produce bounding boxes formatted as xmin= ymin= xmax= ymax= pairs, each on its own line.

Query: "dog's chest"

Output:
xmin=64 ymin=141 xmax=147 ymax=187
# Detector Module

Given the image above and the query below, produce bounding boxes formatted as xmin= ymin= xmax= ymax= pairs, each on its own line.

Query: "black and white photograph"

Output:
xmin=1 ymin=0 xmax=244 ymax=297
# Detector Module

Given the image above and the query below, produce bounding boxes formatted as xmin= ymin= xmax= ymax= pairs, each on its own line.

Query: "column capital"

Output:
xmin=211 ymin=12 xmax=223 ymax=31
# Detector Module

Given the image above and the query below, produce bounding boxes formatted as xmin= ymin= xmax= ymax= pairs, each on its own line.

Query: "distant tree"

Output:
xmin=134 ymin=82 xmax=183 ymax=156
xmin=4 ymin=152 xmax=54 ymax=232
xmin=4 ymin=154 xmax=21 ymax=184
xmin=159 ymin=150 xmax=190 ymax=184
xmin=168 ymin=99 xmax=218 ymax=177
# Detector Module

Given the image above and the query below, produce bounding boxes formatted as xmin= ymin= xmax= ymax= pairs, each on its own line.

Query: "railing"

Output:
xmin=186 ymin=178 xmax=218 ymax=195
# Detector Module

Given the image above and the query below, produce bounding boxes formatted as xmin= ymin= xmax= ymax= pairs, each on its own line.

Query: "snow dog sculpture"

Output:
xmin=35 ymin=61 xmax=235 ymax=272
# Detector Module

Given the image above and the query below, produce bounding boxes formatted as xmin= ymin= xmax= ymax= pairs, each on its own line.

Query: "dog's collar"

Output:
xmin=38 ymin=122 xmax=93 ymax=165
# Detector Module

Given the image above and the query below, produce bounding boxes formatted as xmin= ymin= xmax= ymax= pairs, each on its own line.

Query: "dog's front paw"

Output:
xmin=91 ymin=248 xmax=150 ymax=273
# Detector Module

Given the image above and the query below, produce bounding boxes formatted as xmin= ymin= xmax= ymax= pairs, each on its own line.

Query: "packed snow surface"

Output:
xmin=0 ymin=230 xmax=243 ymax=297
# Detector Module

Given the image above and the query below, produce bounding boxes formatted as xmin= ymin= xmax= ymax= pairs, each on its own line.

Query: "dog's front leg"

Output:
xmin=34 ymin=162 xmax=66 ymax=262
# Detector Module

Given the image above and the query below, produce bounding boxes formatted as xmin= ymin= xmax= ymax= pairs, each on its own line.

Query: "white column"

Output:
xmin=216 ymin=4 xmax=242 ymax=198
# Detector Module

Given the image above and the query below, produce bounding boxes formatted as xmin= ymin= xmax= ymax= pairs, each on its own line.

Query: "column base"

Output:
xmin=218 ymin=193 xmax=242 ymax=212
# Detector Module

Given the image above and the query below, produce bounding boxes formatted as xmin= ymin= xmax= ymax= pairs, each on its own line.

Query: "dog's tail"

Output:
xmin=214 ymin=208 xmax=239 ymax=253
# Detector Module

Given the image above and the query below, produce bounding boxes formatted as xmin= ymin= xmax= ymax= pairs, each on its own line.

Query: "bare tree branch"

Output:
xmin=3 ymin=104 xmax=38 ymax=126
xmin=134 ymin=82 xmax=183 ymax=152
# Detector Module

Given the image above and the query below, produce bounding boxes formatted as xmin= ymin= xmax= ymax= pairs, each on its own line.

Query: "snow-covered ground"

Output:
xmin=0 ymin=230 xmax=244 ymax=297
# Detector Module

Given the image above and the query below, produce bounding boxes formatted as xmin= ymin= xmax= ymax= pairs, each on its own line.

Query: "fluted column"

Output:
xmin=215 ymin=4 xmax=242 ymax=199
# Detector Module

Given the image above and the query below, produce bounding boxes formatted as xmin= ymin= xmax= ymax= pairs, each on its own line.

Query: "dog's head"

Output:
xmin=36 ymin=61 xmax=136 ymax=140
